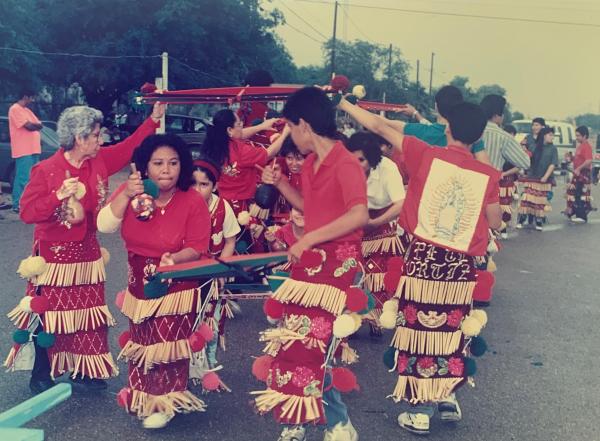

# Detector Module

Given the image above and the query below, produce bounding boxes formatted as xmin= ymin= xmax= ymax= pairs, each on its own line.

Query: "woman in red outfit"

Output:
xmin=201 ymin=109 xmax=286 ymax=217
xmin=97 ymin=133 xmax=210 ymax=429
xmin=5 ymin=103 xmax=163 ymax=395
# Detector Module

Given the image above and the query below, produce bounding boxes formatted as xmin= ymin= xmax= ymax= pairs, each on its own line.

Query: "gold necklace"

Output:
xmin=156 ymin=192 xmax=176 ymax=215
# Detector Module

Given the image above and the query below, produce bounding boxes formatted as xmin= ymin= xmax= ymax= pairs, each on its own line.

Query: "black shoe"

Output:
xmin=29 ymin=378 xmax=56 ymax=395
xmin=70 ymin=376 xmax=108 ymax=391
xmin=11 ymin=207 xmax=19 ymax=214
xmin=473 ymin=300 xmax=490 ymax=307
xmin=0 ymin=202 xmax=11 ymax=210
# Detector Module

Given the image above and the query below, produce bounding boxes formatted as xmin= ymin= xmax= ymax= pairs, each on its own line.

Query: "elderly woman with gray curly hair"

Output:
xmin=4 ymin=102 xmax=165 ymax=395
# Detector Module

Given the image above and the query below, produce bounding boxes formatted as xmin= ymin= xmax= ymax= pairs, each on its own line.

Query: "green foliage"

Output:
xmin=574 ymin=113 xmax=600 ymax=132
xmin=1 ymin=0 xmax=297 ymax=114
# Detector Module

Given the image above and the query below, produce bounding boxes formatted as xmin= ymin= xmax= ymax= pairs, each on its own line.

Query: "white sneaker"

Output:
xmin=515 ymin=223 xmax=523 ymax=229
xmin=572 ymin=217 xmax=586 ymax=223
xmin=278 ymin=425 xmax=306 ymax=441
xmin=323 ymin=419 xmax=358 ymax=441
xmin=500 ymin=232 xmax=508 ymax=240
xmin=438 ymin=394 xmax=462 ymax=422
xmin=142 ymin=412 xmax=173 ymax=429
xmin=535 ymin=224 xmax=543 ymax=231
xmin=398 ymin=412 xmax=430 ymax=435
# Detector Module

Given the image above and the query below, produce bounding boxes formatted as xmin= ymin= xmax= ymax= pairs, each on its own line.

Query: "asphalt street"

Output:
xmin=0 ymin=178 xmax=598 ymax=441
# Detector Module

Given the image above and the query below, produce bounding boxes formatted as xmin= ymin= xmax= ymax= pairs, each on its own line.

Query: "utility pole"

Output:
xmin=155 ymin=51 xmax=168 ymax=134
xmin=416 ymin=59 xmax=420 ymax=97
xmin=331 ymin=1 xmax=338 ymax=76
xmin=429 ymin=52 xmax=435 ymax=98
xmin=387 ymin=44 xmax=393 ymax=82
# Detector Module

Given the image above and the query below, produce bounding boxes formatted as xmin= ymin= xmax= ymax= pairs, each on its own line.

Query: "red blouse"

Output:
xmin=218 ymin=139 xmax=268 ymax=201
xmin=20 ymin=118 xmax=159 ymax=242
xmin=120 ymin=187 xmax=210 ymax=258
xmin=574 ymin=141 xmax=593 ymax=170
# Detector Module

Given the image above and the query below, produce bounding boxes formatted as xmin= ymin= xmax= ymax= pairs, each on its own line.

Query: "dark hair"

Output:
xmin=445 ymin=102 xmax=488 ymax=145
xmin=532 ymin=126 xmax=554 ymax=166
xmin=244 ymin=69 xmax=274 ymax=87
xmin=435 ymin=86 xmax=463 ymax=119
xmin=372 ymin=133 xmax=392 ymax=147
xmin=503 ymin=124 xmax=517 ymax=136
xmin=202 ymin=109 xmax=236 ymax=167
xmin=576 ymin=125 xmax=589 ymax=138
xmin=281 ymin=137 xmax=302 ymax=157
xmin=282 ymin=87 xmax=337 ymax=138
xmin=133 ymin=134 xmax=194 ymax=191
xmin=194 ymin=158 xmax=220 ymax=186
xmin=532 ymin=117 xmax=546 ymax=126
xmin=480 ymin=94 xmax=506 ymax=120
xmin=346 ymin=132 xmax=383 ymax=168
xmin=19 ymin=87 xmax=37 ymax=99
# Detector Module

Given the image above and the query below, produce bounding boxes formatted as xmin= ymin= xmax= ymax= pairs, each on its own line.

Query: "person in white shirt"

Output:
xmin=345 ymin=132 xmax=406 ymax=337
xmin=192 ymin=159 xmax=241 ymax=367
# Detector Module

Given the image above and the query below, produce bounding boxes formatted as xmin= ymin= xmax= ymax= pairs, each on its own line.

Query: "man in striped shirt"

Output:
xmin=480 ymin=94 xmax=530 ymax=171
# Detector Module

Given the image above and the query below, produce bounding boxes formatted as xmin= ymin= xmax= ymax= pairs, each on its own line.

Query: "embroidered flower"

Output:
xmin=446 ymin=309 xmax=464 ymax=328
xmin=448 ymin=357 xmax=464 ymax=376
xmin=403 ymin=305 xmax=418 ymax=325
xmin=222 ymin=162 xmax=240 ymax=177
xmin=417 ymin=357 xmax=435 ymax=370
xmin=292 ymin=366 xmax=316 ymax=388
xmin=309 ymin=316 xmax=332 ymax=340
xmin=397 ymin=354 xmax=410 ymax=374
xmin=335 ymin=243 xmax=358 ymax=261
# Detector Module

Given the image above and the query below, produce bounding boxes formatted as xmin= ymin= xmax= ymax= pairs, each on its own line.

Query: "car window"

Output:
xmin=166 ymin=117 xmax=183 ymax=132
xmin=193 ymin=120 xmax=206 ymax=132
xmin=513 ymin=122 xmax=531 ymax=134
xmin=554 ymin=126 xmax=563 ymax=143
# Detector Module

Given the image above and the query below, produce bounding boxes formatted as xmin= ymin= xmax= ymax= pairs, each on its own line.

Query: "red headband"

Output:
xmin=194 ymin=160 xmax=221 ymax=181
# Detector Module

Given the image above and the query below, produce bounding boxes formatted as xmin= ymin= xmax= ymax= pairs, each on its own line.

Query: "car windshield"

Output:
xmin=41 ymin=126 xmax=60 ymax=148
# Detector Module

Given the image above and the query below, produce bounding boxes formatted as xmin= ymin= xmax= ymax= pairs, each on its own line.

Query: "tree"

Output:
xmin=2 ymin=0 xmax=298 ymax=115
xmin=574 ymin=114 xmax=600 ymax=132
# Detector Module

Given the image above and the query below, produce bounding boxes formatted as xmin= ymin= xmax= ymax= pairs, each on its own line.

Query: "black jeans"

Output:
xmin=31 ymin=323 xmax=52 ymax=381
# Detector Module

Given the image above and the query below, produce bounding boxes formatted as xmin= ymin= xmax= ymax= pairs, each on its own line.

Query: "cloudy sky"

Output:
xmin=267 ymin=0 xmax=600 ymax=120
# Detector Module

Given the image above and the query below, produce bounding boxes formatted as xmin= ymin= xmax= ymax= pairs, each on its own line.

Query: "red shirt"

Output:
xmin=391 ymin=149 xmax=410 ymax=184
xmin=302 ymin=141 xmax=367 ymax=243
xmin=399 ymin=136 xmax=500 ymax=256
xmin=20 ymin=118 xmax=159 ymax=242
xmin=218 ymin=139 xmax=268 ymax=201
xmin=275 ymin=222 xmax=299 ymax=247
xmin=573 ymin=141 xmax=593 ymax=170
xmin=121 ymin=188 xmax=210 ymax=258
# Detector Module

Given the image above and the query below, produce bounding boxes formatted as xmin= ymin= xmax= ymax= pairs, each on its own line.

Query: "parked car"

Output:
xmin=0 ymin=116 xmax=61 ymax=187
xmin=512 ymin=119 xmax=576 ymax=152
xmin=165 ymin=114 xmax=209 ymax=160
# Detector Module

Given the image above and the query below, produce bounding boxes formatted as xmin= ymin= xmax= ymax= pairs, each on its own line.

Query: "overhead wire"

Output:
xmin=292 ymin=0 xmax=600 ymax=29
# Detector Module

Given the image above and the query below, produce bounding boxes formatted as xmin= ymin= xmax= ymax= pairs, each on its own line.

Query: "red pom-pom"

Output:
xmin=473 ymin=270 xmax=495 ymax=302
xmin=387 ymin=256 xmax=404 ymax=273
xmin=384 ymin=271 xmax=402 ymax=294
xmin=330 ymin=75 xmax=351 ymax=92
xmin=299 ymin=250 xmax=322 ymax=268
xmin=115 ymin=290 xmax=125 ymax=310
xmin=331 ymin=367 xmax=359 ymax=392
xmin=30 ymin=296 xmax=50 ymax=314
xmin=118 ymin=331 xmax=130 ymax=349
xmin=345 ymin=287 xmax=368 ymax=312
xmin=202 ymin=371 xmax=221 ymax=391
xmin=263 ymin=297 xmax=285 ymax=320
xmin=252 ymin=355 xmax=274 ymax=382
xmin=188 ymin=332 xmax=207 ymax=352
xmin=116 ymin=387 xmax=131 ymax=408
xmin=197 ymin=323 xmax=214 ymax=342
xmin=140 ymin=82 xmax=157 ymax=94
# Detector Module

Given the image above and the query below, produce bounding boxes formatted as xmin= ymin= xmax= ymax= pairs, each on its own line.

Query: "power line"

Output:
xmin=0 ymin=46 xmax=162 ymax=59
xmin=342 ymin=5 xmax=372 ymax=41
xmin=0 ymin=46 xmax=231 ymax=85
xmin=282 ymin=20 xmax=326 ymax=44
xmin=278 ymin=0 xmax=328 ymax=40
xmin=293 ymin=0 xmax=600 ymax=28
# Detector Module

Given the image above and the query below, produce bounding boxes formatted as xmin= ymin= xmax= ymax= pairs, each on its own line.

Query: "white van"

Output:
xmin=512 ymin=119 xmax=576 ymax=152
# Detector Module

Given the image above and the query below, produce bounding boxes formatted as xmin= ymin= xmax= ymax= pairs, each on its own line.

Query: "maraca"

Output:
xmin=64 ymin=171 xmax=85 ymax=225
xmin=129 ymin=163 xmax=159 ymax=221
